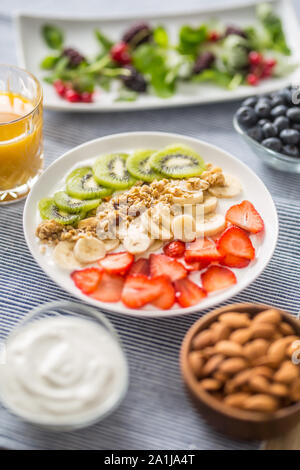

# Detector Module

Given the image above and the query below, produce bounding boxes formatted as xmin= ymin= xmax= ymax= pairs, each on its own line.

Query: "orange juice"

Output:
xmin=0 ymin=90 xmax=43 ymax=203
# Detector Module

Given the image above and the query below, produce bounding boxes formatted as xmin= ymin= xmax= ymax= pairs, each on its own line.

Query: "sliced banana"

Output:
xmin=74 ymin=237 xmax=106 ymax=264
xmin=173 ymin=190 xmax=203 ymax=205
xmin=196 ymin=213 xmax=226 ymax=237
xmin=141 ymin=211 xmax=173 ymax=240
xmin=123 ymin=232 xmax=152 ymax=255
xmin=103 ymin=239 xmax=120 ymax=252
xmin=53 ymin=241 xmax=81 ymax=270
xmin=202 ymin=194 xmax=218 ymax=214
xmin=208 ymin=174 xmax=242 ymax=198
xmin=172 ymin=214 xmax=196 ymax=242
xmin=135 ymin=239 xmax=164 ymax=260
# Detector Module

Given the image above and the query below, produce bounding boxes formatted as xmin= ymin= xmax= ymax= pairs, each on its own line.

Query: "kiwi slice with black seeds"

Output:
xmin=126 ymin=149 xmax=161 ymax=182
xmin=149 ymin=144 xmax=206 ymax=179
xmin=66 ymin=167 xmax=113 ymax=200
xmin=93 ymin=153 xmax=136 ymax=190
xmin=38 ymin=198 xmax=83 ymax=225
xmin=54 ymin=191 xmax=101 ymax=214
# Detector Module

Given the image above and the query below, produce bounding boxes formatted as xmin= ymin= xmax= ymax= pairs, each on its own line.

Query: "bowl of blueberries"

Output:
xmin=233 ymin=86 xmax=300 ymax=173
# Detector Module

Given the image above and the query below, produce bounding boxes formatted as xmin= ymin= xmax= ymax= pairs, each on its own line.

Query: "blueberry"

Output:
xmin=286 ymin=107 xmax=300 ymax=123
xmin=282 ymin=144 xmax=300 ymax=157
xmin=236 ymin=106 xmax=257 ymax=128
xmin=241 ymin=97 xmax=257 ymax=107
xmin=254 ymin=100 xmax=271 ymax=118
xmin=270 ymin=105 xmax=288 ymax=118
xmin=257 ymin=118 xmax=270 ymax=127
xmin=262 ymin=138 xmax=282 ymax=152
xmin=262 ymin=123 xmax=278 ymax=138
xmin=292 ymin=123 xmax=300 ymax=132
xmin=270 ymin=95 xmax=286 ymax=107
xmin=277 ymin=87 xmax=293 ymax=105
xmin=273 ymin=116 xmax=290 ymax=132
xmin=280 ymin=128 xmax=300 ymax=144
xmin=247 ymin=126 xmax=264 ymax=142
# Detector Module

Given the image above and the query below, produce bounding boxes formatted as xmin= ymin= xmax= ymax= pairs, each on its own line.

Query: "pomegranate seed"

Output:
xmin=207 ymin=30 xmax=220 ymax=41
xmin=248 ymin=51 xmax=263 ymax=66
xmin=64 ymin=88 xmax=81 ymax=102
xmin=247 ymin=73 xmax=259 ymax=86
xmin=110 ymin=42 xmax=131 ymax=65
xmin=81 ymin=91 xmax=93 ymax=103
xmin=54 ymin=80 xmax=66 ymax=97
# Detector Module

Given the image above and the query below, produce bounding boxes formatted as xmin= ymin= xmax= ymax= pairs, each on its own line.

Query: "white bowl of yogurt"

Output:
xmin=0 ymin=301 xmax=129 ymax=431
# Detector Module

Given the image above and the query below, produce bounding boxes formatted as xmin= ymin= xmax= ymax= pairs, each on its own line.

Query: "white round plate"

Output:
xmin=24 ymin=132 xmax=278 ymax=318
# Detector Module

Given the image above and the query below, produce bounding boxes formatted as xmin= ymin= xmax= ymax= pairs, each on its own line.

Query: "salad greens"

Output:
xmin=39 ymin=3 xmax=295 ymax=103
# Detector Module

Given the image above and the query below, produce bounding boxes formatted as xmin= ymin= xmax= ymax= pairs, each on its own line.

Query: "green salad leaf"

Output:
xmin=256 ymin=3 xmax=290 ymax=55
xmin=177 ymin=24 xmax=207 ymax=56
xmin=40 ymin=55 xmax=60 ymax=70
xmin=115 ymin=89 xmax=138 ymax=102
xmin=221 ymin=35 xmax=249 ymax=73
xmin=42 ymin=24 xmax=64 ymax=50
xmin=192 ymin=69 xmax=242 ymax=89
xmin=153 ymin=26 xmax=169 ymax=48
xmin=94 ymin=29 xmax=114 ymax=53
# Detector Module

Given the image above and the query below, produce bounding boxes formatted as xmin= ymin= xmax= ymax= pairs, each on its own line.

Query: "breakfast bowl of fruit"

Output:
xmin=23 ymin=132 xmax=278 ymax=317
xmin=234 ymin=86 xmax=300 ymax=173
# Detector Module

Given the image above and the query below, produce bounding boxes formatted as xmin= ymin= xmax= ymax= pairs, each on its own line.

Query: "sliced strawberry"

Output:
xmin=217 ymin=226 xmax=255 ymax=260
xmin=99 ymin=251 xmax=134 ymax=275
xmin=121 ymin=275 xmax=162 ymax=309
xmin=226 ymin=200 xmax=264 ymax=234
xmin=201 ymin=265 xmax=237 ymax=292
xmin=71 ymin=267 xmax=103 ymax=294
xmin=220 ymin=253 xmax=250 ymax=269
xmin=183 ymin=258 xmax=210 ymax=272
xmin=163 ymin=240 xmax=185 ymax=258
xmin=151 ymin=276 xmax=176 ymax=310
xmin=149 ymin=254 xmax=187 ymax=282
xmin=90 ymin=272 xmax=124 ymax=302
xmin=174 ymin=278 xmax=207 ymax=308
xmin=128 ymin=258 xmax=150 ymax=277
xmin=184 ymin=238 xmax=223 ymax=263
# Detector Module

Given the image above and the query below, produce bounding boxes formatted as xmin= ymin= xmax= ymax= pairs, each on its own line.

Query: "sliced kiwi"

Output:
xmin=54 ymin=191 xmax=101 ymax=214
xmin=66 ymin=167 xmax=113 ymax=200
xmin=93 ymin=153 xmax=136 ymax=190
xmin=126 ymin=149 xmax=161 ymax=182
xmin=149 ymin=144 xmax=206 ymax=179
xmin=38 ymin=198 xmax=82 ymax=225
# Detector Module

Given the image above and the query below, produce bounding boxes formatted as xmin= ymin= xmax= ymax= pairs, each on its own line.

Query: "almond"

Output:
xmin=219 ymin=358 xmax=248 ymax=375
xmin=211 ymin=323 xmax=231 ymax=342
xmin=189 ymin=351 xmax=204 ymax=377
xmin=244 ymin=394 xmax=279 ymax=412
xmin=201 ymin=346 xmax=215 ymax=359
xmin=218 ymin=312 xmax=250 ymax=329
xmin=279 ymin=322 xmax=295 ymax=336
xmin=269 ymin=383 xmax=289 ymax=398
xmin=290 ymin=378 xmax=300 ymax=401
xmin=251 ymin=366 xmax=274 ymax=379
xmin=215 ymin=340 xmax=244 ymax=357
xmin=224 ymin=393 xmax=250 ymax=409
xmin=192 ymin=330 xmax=214 ymax=350
xmin=230 ymin=328 xmax=252 ymax=345
xmin=199 ymin=378 xmax=222 ymax=391
xmin=232 ymin=369 xmax=253 ymax=388
xmin=273 ymin=361 xmax=299 ymax=384
xmin=244 ymin=339 xmax=269 ymax=361
xmin=202 ymin=354 xmax=224 ymax=377
xmin=268 ymin=336 xmax=298 ymax=363
xmin=248 ymin=375 xmax=270 ymax=394
xmin=213 ymin=371 xmax=228 ymax=383
xmin=250 ymin=322 xmax=275 ymax=340
xmin=253 ymin=309 xmax=281 ymax=325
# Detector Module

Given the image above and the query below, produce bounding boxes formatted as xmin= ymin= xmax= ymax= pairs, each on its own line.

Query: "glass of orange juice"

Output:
xmin=0 ymin=65 xmax=43 ymax=203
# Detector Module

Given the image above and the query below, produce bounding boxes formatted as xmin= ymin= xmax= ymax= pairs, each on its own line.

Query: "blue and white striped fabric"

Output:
xmin=0 ymin=0 xmax=300 ymax=450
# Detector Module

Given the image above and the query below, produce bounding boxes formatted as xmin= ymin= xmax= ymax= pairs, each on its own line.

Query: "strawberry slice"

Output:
xmin=90 ymin=272 xmax=125 ymax=302
xmin=183 ymin=258 xmax=210 ymax=272
xmin=121 ymin=275 xmax=162 ymax=309
xmin=201 ymin=265 xmax=237 ymax=292
xmin=226 ymin=200 xmax=264 ymax=234
xmin=217 ymin=226 xmax=255 ymax=260
xmin=163 ymin=240 xmax=185 ymax=258
xmin=220 ymin=253 xmax=250 ymax=269
xmin=184 ymin=237 xmax=223 ymax=263
xmin=71 ymin=267 xmax=103 ymax=294
xmin=151 ymin=276 xmax=176 ymax=310
xmin=129 ymin=258 xmax=150 ymax=277
xmin=99 ymin=251 xmax=134 ymax=275
xmin=174 ymin=278 xmax=207 ymax=308
xmin=149 ymin=254 xmax=187 ymax=282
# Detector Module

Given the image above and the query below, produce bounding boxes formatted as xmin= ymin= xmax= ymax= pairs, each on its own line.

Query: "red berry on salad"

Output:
xmin=163 ymin=240 xmax=185 ymax=258
xmin=99 ymin=251 xmax=134 ymax=275
xmin=226 ymin=200 xmax=264 ymax=234
xmin=150 ymin=254 xmax=187 ymax=282
xmin=110 ymin=42 xmax=131 ymax=65
xmin=64 ymin=88 xmax=82 ymax=102
xmin=174 ymin=278 xmax=207 ymax=308
xmin=201 ymin=265 xmax=237 ymax=293
xmin=247 ymin=73 xmax=259 ymax=86
xmin=248 ymin=51 xmax=263 ymax=66
xmin=71 ymin=267 xmax=103 ymax=294
xmin=54 ymin=79 xmax=66 ymax=97
xmin=217 ymin=226 xmax=255 ymax=260
xmin=81 ymin=91 xmax=93 ymax=103
xmin=207 ymin=30 xmax=220 ymax=42
xmin=90 ymin=272 xmax=125 ymax=302
xmin=121 ymin=275 xmax=162 ymax=309
xmin=151 ymin=276 xmax=176 ymax=310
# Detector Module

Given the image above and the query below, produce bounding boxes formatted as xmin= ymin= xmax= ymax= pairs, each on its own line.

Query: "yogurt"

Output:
xmin=0 ymin=316 xmax=128 ymax=427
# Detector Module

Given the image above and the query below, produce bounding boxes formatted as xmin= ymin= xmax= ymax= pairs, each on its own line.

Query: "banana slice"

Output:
xmin=173 ymin=190 xmax=203 ymax=205
xmin=123 ymin=232 xmax=152 ymax=255
xmin=141 ymin=211 xmax=173 ymax=240
xmin=172 ymin=214 xmax=196 ymax=242
xmin=208 ymin=174 xmax=242 ymax=198
xmin=74 ymin=237 xmax=106 ymax=264
xmin=202 ymin=195 xmax=218 ymax=214
xmin=103 ymin=239 xmax=120 ymax=252
xmin=135 ymin=239 xmax=164 ymax=260
xmin=53 ymin=241 xmax=81 ymax=270
xmin=196 ymin=213 xmax=225 ymax=237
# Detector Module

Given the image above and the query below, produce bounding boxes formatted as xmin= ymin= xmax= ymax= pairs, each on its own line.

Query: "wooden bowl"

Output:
xmin=180 ymin=303 xmax=300 ymax=440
